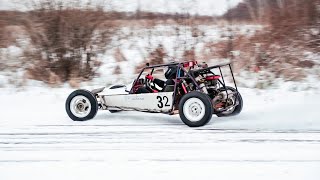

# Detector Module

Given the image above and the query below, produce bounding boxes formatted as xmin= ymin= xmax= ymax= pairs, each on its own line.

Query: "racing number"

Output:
xmin=157 ymin=96 xmax=170 ymax=108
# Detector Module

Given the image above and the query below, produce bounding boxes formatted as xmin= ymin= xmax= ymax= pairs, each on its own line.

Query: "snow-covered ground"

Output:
xmin=0 ymin=86 xmax=320 ymax=180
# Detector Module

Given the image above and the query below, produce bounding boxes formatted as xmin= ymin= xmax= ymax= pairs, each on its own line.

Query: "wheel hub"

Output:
xmin=70 ymin=96 xmax=92 ymax=118
xmin=77 ymin=103 xmax=84 ymax=111
xmin=190 ymin=103 xmax=201 ymax=117
xmin=183 ymin=98 xmax=206 ymax=122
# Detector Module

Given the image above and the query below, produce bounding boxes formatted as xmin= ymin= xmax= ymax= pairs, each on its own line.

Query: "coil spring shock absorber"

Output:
xmin=181 ymin=79 xmax=191 ymax=94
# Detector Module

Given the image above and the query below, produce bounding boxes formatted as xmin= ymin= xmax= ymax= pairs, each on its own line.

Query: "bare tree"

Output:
xmin=0 ymin=19 xmax=5 ymax=48
xmin=22 ymin=0 xmax=117 ymax=85
xmin=244 ymin=0 xmax=258 ymax=22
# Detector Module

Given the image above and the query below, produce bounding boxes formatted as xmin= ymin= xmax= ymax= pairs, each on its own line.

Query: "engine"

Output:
xmin=204 ymin=75 xmax=221 ymax=90
xmin=193 ymin=74 xmax=221 ymax=95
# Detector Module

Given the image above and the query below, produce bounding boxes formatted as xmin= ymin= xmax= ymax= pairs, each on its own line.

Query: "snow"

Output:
xmin=0 ymin=6 xmax=319 ymax=179
xmin=0 ymin=45 xmax=23 ymax=65
xmin=95 ymin=24 xmax=262 ymax=85
xmin=0 ymin=85 xmax=320 ymax=179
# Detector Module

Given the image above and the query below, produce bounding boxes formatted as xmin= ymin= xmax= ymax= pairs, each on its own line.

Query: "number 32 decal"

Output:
xmin=157 ymin=96 xmax=170 ymax=108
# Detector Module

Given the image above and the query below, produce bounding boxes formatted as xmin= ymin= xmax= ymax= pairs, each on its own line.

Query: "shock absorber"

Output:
xmin=181 ymin=79 xmax=190 ymax=93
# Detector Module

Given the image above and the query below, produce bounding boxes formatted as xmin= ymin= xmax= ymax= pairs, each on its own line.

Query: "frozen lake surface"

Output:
xmin=0 ymin=87 xmax=319 ymax=179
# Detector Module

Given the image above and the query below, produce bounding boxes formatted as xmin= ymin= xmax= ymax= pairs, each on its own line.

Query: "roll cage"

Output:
xmin=129 ymin=61 xmax=239 ymax=113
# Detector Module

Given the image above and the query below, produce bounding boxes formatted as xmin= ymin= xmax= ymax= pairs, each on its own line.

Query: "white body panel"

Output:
xmin=102 ymin=92 xmax=174 ymax=112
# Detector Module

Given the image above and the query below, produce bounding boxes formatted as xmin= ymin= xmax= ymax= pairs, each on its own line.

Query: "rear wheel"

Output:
xmin=66 ymin=90 xmax=98 ymax=121
xmin=179 ymin=91 xmax=213 ymax=127
xmin=215 ymin=87 xmax=243 ymax=117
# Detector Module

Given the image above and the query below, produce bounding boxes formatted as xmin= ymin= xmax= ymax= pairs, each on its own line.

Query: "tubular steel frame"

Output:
xmin=129 ymin=61 xmax=239 ymax=113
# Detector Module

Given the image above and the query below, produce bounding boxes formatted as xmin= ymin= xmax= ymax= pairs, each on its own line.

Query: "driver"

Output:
xmin=135 ymin=65 xmax=177 ymax=94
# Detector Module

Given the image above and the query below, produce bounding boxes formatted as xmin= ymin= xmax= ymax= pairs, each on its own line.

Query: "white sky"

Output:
xmin=0 ymin=0 xmax=242 ymax=15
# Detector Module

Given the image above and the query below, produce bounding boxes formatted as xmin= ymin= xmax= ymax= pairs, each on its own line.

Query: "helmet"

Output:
xmin=165 ymin=65 xmax=177 ymax=79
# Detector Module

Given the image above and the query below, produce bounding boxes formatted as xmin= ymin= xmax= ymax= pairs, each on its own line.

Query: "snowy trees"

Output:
xmin=227 ymin=0 xmax=319 ymax=86
xmin=242 ymin=0 xmax=320 ymax=26
xmin=22 ymin=0 xmax=117 ymax=85
xmin=229 ymin=0 xmax=320 ymax=28
xmin=0 ymin=19 xmax=4 ymax=48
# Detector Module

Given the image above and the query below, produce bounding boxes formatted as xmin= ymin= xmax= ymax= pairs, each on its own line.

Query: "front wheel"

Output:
xmin=179 ymin=91 xmax=213 ymax=127
xmin=65 ymin=89 xmax=98 ymax=121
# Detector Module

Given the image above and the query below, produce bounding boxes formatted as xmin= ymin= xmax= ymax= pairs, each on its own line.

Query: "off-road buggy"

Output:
xmin=65 ymin=61 xmax=243 ymax=127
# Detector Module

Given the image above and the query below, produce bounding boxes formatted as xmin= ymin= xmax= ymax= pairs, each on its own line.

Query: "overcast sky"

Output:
xmin=0 ymin=0 xmax=242 ymax=15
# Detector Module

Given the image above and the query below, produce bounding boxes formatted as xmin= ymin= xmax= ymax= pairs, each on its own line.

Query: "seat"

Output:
xmin=162 ymin=79 xmax=175 ymax=92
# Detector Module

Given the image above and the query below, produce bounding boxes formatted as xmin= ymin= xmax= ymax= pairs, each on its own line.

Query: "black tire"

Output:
xmin=216 ymin=86 xmax=243 ymax=117
xmin=65 ymin=89 xmax=98 ymax=121
xmin=179 ymin=91 xmax=213 ymax=127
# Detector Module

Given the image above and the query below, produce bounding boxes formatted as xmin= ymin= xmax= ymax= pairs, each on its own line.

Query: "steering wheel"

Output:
xmin=144 ymin=75 xmax=154 ymax=91
xmin=145 ymin=74 xmax=163 ymax=93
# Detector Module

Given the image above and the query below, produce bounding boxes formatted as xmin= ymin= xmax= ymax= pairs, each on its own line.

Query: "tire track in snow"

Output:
xmin=1 ymin=124 xmax=320 ymax=163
